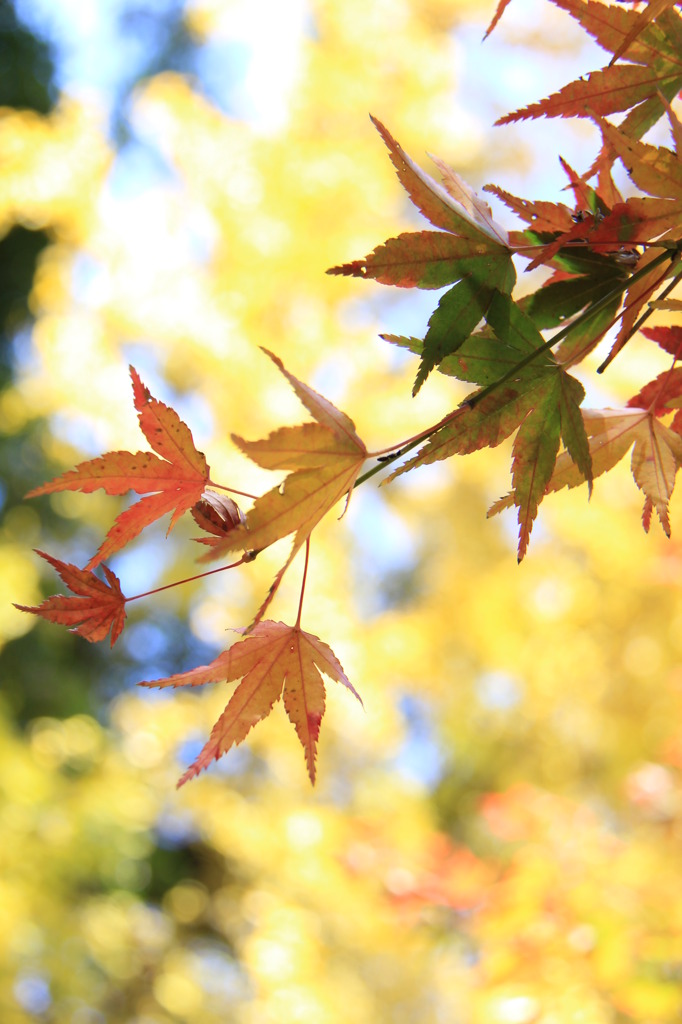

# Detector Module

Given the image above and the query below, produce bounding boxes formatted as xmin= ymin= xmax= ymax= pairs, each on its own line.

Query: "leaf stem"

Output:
xmin=125 ymin=556 xmax=249 ymax=603
xmin=295 ymin=538 xmax=310 ymax=628
xmin=207 ymin=480 xmax=259 ymax=500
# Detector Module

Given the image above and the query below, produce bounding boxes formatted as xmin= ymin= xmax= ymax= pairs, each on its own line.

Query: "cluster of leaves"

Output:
xmin=17 ymin=0 xmax=682 ymax=784
xmin=17 ymin=354 xmax=365 ymax=784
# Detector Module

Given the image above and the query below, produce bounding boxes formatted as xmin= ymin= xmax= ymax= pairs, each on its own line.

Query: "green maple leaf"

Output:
xmin=411 ymin=260 xmax=515 ymax=394
xmin=327 ymin=117 xmax=516 ymax=393
xmin=382 ymin=324 xmax=536 ymax=388
xmin=512 ymin=370 xmax=589 ymax=559
xmin=387 ymin=297 xmax=591 ymax=559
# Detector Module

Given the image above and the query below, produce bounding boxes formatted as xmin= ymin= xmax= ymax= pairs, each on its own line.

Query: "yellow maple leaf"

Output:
xmin=489 ymin=408 xmax=682 ymax=535
xmin=205 ymin=348 xmax=367 ymax=559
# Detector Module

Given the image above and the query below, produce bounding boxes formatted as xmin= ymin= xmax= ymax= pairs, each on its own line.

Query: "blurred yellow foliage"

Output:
xmin=0 ymin=100 xmax=109 ymax=241
xmin=3 ymin=0 xmax=682 ymax=1022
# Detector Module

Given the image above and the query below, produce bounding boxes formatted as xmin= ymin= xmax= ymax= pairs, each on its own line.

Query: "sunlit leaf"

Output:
xmin=26 ymin=366 xmax=210 ymax=567
xmin=141 ymin=620 xmax=362 ymax=785
xmin=15 ymin=550 xmax=126 ymax=645
xmin=204 ymin=349 xmax=367 ymax=563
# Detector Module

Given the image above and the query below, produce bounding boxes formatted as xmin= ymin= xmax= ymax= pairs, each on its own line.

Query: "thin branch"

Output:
xmin=466 ymin=248 xmax=675 ymax=411
xmin=510 ymin=239 xmax=674 ymax=255
xmin=367 ymin=418 xmax=454 ymax=458
xmin=355 ymin=414 xmax=459 ymax=487
xmin=126 ymin=555 xmax=250 ymax=604
xmin=597 ymin=258 xmax=682 ymax=372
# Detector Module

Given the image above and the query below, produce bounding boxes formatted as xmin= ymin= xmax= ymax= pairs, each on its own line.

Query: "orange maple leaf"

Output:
xmin=26 ymin=366 xmax=210 ymax=568
xmin=204 ymin=348 xmax=367 ymax=564
xmin=495 ymin=1 xmax=682 ymax=132
xmin=15 ymin=550 xmax=126 ymax=646
xmin=140 ymin=620 xmax=362 ymax=785
xmin=608 ymin=0 xmax=679 ymax=66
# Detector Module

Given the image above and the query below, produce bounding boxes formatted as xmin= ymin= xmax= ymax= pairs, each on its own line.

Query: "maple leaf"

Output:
xmin=140 ymin=620 xmax=362 ymax=785
xmin=203 ymin=349 xmax=367 ymax=568
xmin=559 ymin=154 xmax=620 ymax=215
xmin=490 ymin=408 xmax=682 ymax=536
xmin=512 ymin=253 xmax=629 ymax=367
xmin=327 ymin=117 xmax=515 ymax=393
xmin=661 ymin=92 xmax=682 ymax=157
xmin=598 ymin=244 xmax=679 ymax=372
xmin=549 ymin=0 xmax=673 ymax=67
xmin=15 ymin=550 xmax=126 ymax=646
xmin=325 ymin=230 xmax=504 ymax=291
xmin=411 ymin=267 xmax=516 ymax=395
xmin=484 ymin=0 xmax=513 ymax=39
xmin=589 ymin=197 xmax=682 ymax=249
xmin=366 ymin=115 xmax=509 ymax=245
xmin=484 ymin=184 xmax=574 ymax=235
xmin=381 ymin=326 xmax=541 ymax=388
xmin=383 ymin=257 xmax=623 ymax=382
xmin=627 ymin=367 xmax=682 ymax=415
xmin=609 ymin=0 xmax=679 ymax=66
xmin=640 ymin=325 xmax=682 ymax=358
xmin=626 ymin=329 xmax=682 ymax=415
xmin=588 ymin=116 xmax=682 ymax=276
xmin=496 ymin=0 xmax=682 ymax=142
xmin=599 ymin=117 xmax=682 ymax=203
xmin=491 ymin=168 xmax=634 ymax=269
xmin=26 ymin=366 xmax=210 ymax=568
xmin=527 ymin=114 xmax=682 ymax=371
xmin=382 ymin=255 xmax=624 ymax=383
xmin=484 ymin=172 xmax=636 ymax=276
xmin=387 ymin=296 xmax=591 ymax=559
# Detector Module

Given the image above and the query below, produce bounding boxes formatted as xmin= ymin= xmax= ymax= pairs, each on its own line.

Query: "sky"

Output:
xmin=15 ymin=0 xmax=308 ymax=130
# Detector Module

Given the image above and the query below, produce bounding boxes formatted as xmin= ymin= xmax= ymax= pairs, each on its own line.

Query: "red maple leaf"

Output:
xmin=640 ymin=326 xmax=682 ymax=358
xmin=26 ymin=366 xmax=210 ymax=568
xmin=140 ymin=620 xmax=362 ymax=786
xmin=15 ymin=550 xmax=126 ymax=646
xmin=627 ymin=366 xmax=682 ymax=415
